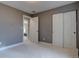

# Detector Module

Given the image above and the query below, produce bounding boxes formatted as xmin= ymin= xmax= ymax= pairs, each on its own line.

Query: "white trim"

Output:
xmin=39 ymin=42 xmax=52 ymax=46
xmin=23 ymin=15 xmax=31 ymax=19
xmin=0 ymin=42 xmax=23 ymax=51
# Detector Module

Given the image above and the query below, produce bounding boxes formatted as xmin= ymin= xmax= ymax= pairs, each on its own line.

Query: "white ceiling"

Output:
xmin=0 ymin=1 xmax=75 ymax=14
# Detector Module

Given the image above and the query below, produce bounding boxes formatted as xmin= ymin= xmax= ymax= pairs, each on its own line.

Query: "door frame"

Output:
xmin=23 ymin=15 xmax=31 ymax=41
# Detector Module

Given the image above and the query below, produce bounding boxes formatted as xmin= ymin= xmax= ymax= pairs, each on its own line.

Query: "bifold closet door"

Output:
xmin=64 ymin=11 xmax=76 ymax=49
xmin=52 ymin=13 xmax=64 ymax=47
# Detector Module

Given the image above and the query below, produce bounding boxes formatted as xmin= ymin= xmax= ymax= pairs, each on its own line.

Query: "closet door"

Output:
xmin=52 ymin=13 xmax=64 ymax=47
xmin=64 ymin=11 xmax=76 ymax=49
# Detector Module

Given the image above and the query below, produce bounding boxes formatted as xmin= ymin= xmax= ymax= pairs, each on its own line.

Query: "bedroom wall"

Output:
xmin=34 ymin=2 xmax=79 ymax=44
xmin=0 ymin=3 xmax=30 ymax=48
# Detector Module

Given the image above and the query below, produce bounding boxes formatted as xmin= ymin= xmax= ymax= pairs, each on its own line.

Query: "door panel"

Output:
xmin=52 ymin=13 xmax=64 ymax=47
xmin=29 ymin=17 xmax=38 ymax=43
xmin=64 ymin=11 xmax=76 ymax=49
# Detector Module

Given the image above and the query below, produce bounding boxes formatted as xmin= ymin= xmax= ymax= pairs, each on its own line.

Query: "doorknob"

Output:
xmin=74 ymin=32 xmax=76 ymax=34
xmin=24 ymin=33 xmax=27 ymax=36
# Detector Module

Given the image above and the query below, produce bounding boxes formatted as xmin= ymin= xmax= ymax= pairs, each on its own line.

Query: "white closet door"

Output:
xmin=52 ymin=13 xmax=64 ymax=47
xmin=29 ymin=17 xmax=38 ymax=43
xmin=64 ymin=11 xmax=76 ymax=49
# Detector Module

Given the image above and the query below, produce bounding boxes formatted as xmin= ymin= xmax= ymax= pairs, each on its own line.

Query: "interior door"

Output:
xmin=52 ymin=13 xmax=64 ymax=48
xmin=64 ymin=11 xmax=76 ymax=49
xmin=29 ymin=17 xmax=38 ymax=43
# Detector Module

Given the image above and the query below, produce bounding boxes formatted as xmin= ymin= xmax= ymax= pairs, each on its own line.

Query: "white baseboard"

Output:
xmin=0 ymin=42 xmax=23 ymax=51
xmin=39 ymin=41 xmax=52 ymax=46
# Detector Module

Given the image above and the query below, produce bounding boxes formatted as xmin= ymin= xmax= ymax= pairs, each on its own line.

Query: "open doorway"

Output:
xmin=23 ymin=15 xmax=30 ymax=42
xmin=23 ymin=15 xmax=38 ymax=43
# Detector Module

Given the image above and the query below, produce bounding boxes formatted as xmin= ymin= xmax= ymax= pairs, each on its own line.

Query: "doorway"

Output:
xmin=23 ymin=15 xmax=38 ymax=43
xmin=23 ymin=15 xmax=30 ymax=42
